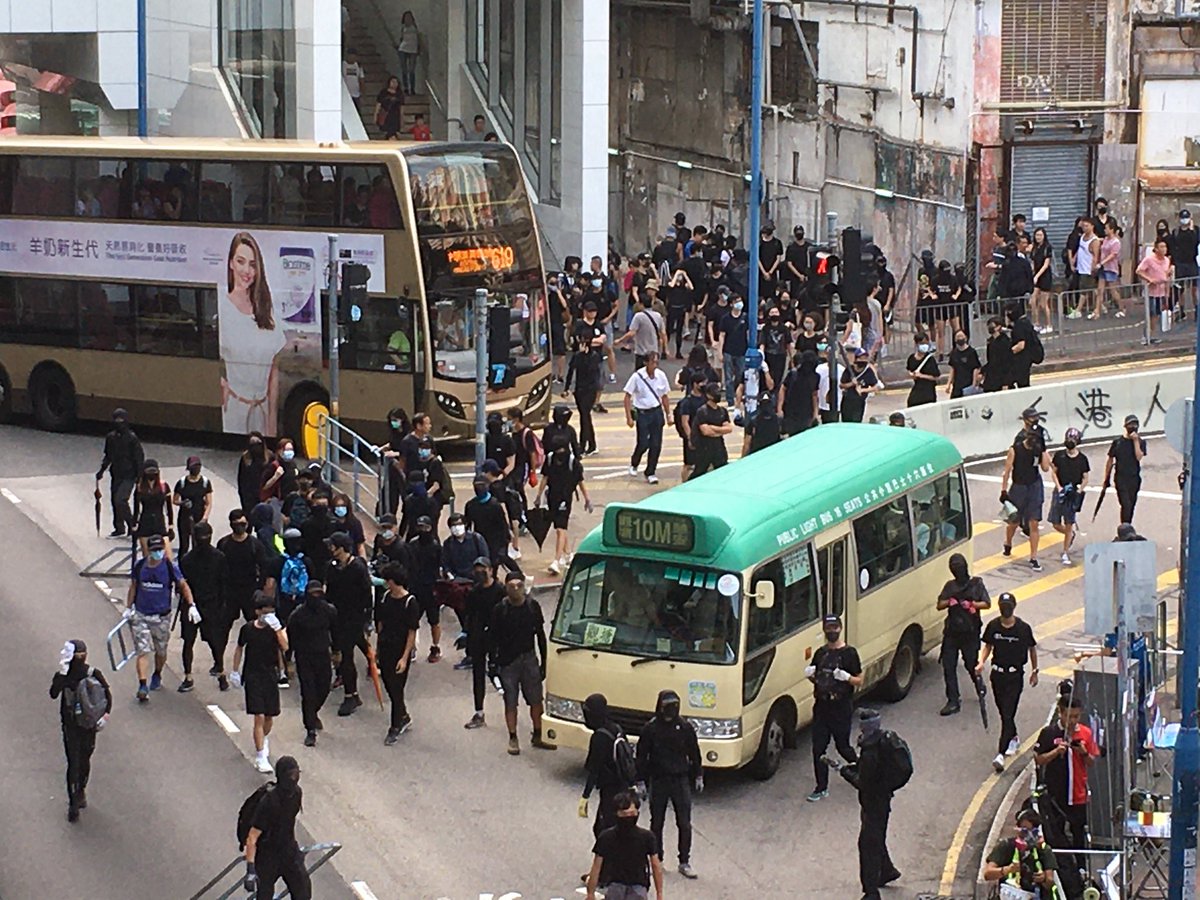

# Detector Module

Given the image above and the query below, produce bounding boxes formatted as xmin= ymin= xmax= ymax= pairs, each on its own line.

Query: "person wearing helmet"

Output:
xmin=1103 ymin=414 xmax=1146 ymax=525
xmin=1049 ymin=428 xmax=1090 ymax=565
xmin=975 ymin=592 xmax=1039 ymax=773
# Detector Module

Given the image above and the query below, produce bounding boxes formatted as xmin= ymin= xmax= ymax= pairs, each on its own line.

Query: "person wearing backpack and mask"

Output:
xmin=242 ymin=756 xmax=309 ymax=899
xmin=837 ymin=708 xmax=908 ymax=900
xmin=173 ymin=455 xmax=213 ymax=557
xmin=125 ymin=534 xmax=196 ymax=702
xmin=287 ymin=581 xmax=337 ymax=747
xmin=266 ymin=528 xmax=316 ymax=689
xmin=51 ymin=639 xmax=112 ymax=822
xmin=636 ymin=688 xmax=703 ymax=880
xmin=805 ymin=615 xmax=863 ymax=802
xmin=936 ymin=553 xmax=991 ymax=716
xmin=579 ymin=693 xmax=638 ymax=854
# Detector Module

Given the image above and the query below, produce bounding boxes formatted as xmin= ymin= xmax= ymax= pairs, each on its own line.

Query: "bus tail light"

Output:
xmin=435 ymin=391 xmax=465 ymax=420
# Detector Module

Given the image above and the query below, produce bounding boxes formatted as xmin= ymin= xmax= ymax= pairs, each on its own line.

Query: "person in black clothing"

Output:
xmin=407 ymin=515 xmax=443 ymax=662
xmin=758 ymin=223 xmax=784 ymax=298
xmin=636 ymin=688 xmax=702 ymax=879
xmin=999 ymin=242 xmax=1034 ymax=308
xmin=936 ymin=553 xmax=991 ymax=716
xmin=375 ymin=563 xmax=422 ymax=744
xmin=236 ymin=432 xmax=272 ymax=517
xmin=132 ymin=459 xmax=175 ymax=559
xmin=244 ymin=756 xmax=310 ymax=900
xmin=784 ymin=225 xmax=810 ymax=297
xmin=488 ymin=571 xmax=554 ymax=756
xmin=806 ymin=615 xmax=863 ymax=802
xmin=173 ymin=456 xmax=213 ymax=557
xmin=976 ymin=593 xmax=1039 ymax=772
xmin=946 ymin=330 xmax=982 ymax=398
xmin=399 ymin=470 xmax=438 ymax=540
xmin=690 ymin=383 xmax=732 ymax=478
xmin=96 ymin=407 xmax=144 ymax=538
xmin=778 ymin=349 xmax=820 ymax=436
xmin=1006 ymin=302 xmax=1038 ymax=389
xmin=676 ymin=372 xmax=708 ymax=481
xmin=379 ymin=407 xmax=411 ymax=515
xmin=1103 ymin=414 xmax=1147 ymax=525
xmin=328 ymin=492 xmax=366 ymax=558
xmin=565 ymin=312 xmax=605 ymax=455
xmin=265 ymin=527 xmax=315 ymax=688
xmin=906 ymin=334 xmax=940 ymax=407
xmin=51 ymin=639 xmax=112 ymax=821
xmin=299 ymin=490 xmax=334 ymax=578
xmin=232 ymin=592 xmax=288 ymax=773
xmin=839 ymin=350 xmax=881 ymax=424
xmin=981 ymin=317 xmax=1013 ymax=393
xmin=1001 ymin=428 xmax=1051 ymax=570
xmin=465 ymin=478 xmax=519 ymax=575
xmin=463 ymin=558 xmax=505 ymax=729
xmin=542 ymin=403 xmax=582 ymax=463
xmin=287 ymin=581 xmax=337 ymax=747
xmin=372 ymin=514 xmax=411 ymax=570
xmin=760 ymin=307 xmax=793 ymax=387
xmin=218 ymin=508 xmax=269 ymax=622
xmin=326 ymin=532 xmax=373 ymax=717
xmin=179 ymin=522 xmax=230 ymax=692
xmin=585 ymin=791 xmax=664 ymax=900
xmin=579 ymin=693 xmax=635 ymax=841
xmin=837 ymin=708 xmax=903 ymax=900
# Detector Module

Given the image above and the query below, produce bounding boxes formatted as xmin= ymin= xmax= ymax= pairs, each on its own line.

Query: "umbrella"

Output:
xmin=94 ymin=480 xmax=102 ymax=536
xmin=364 ymin=642 xmax=385 ymax=710
xmin=973 ymin=673 xmax=989 ymax=731
xmin=524 ymin=505 xmax=554 ymax=550
xmin=1091 ymin=479 xmax=1110 ymax=522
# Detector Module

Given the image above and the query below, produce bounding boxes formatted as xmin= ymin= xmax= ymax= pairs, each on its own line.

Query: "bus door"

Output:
xmin=816 ymin=530 xmax=850 ymax=636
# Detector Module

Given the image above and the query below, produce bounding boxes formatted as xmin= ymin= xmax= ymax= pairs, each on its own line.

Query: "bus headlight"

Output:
xmin=526 ymin=376 xmax=551 ymax=409
xmin=687 ymin=717 xmax=741 ymax=739
xmin=545 ymin=694 xmax=584 ymax=723
xmin=435 ymin=392 xmax=465 ymax=419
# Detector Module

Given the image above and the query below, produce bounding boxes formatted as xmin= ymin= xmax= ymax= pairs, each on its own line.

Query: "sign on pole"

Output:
xmin=1083 ymin=540 xmax=1159 ymax=636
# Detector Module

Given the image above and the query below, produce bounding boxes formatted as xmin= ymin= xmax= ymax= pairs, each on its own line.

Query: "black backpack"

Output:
xmin=878 ymin=731 xmax=913 ymax=792
xmin=1027 ymin=328 xmax=1045 ymax=365
xmin=673 ymin=397 xmax=691 ymax=441
xmin=63 ymin=667 xmax=108 ymax=731
xmin=236 ymin=782 xmax=273 ymax=850
xmin=749 ymin=402 xmax=781 ymax=452
xmin=599 ymin=727 xmax=639 ymax=786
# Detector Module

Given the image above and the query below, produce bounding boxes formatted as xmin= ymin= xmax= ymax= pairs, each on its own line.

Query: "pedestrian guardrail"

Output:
xmin=105 ymin=618 xmax=137 ymax=672
xmin=315 ymin=412 xmax=385 ymax=521
xmin=188 ymin=841 xmax=342 ymax=900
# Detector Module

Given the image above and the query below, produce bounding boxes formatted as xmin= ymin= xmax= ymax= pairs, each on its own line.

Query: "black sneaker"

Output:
xmin=208 ymin=664 xmax=221 ymax=677
xmin=1002 ymin=545 xmax=1012 ymax=557
xmin=594 ymin=403 xmax=608 ymax=414
xmin=303 ymin=730 xmax=317 ymax=747
xmin=939 ymin=701 xmax=961 ymax=716
xmin=177 ymin=679 xmax=194 ymax=693
xmin=337 ymin=695 xmax=363 ymax=717
xmin=384 ymin=728 xmax=400 ymax=746
xmin=315 ymin=716 xmax=324 ymax=731
xmin=1030 ymin=558 xmax=1042 ymax=572
xmin=218 ymin=675 xmax=229 ymax=691
xmin=76 ymin=789 xmax=87 ymax=809
xmin=530 ymin=731 xmax=557 ymax=750
xmin=278 ymin=672 xmax=290 ymax=689
xmin=397 ymin=716 xmax=412 ymax=735
xmin=67 ymin=805 xmax=79 ymax=823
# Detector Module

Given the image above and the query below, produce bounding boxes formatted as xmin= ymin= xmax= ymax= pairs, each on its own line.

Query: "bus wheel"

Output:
xmin=283 ymin=385 xmax=329 ymax=459
xmin=29 ymin=364 xmax=77 ymax=432
xmin=878 ymin=629 xmax=922 ymax=702
xmin=0 ymin=365 xmax=12 ymax=423
xmin=748 ymin=702 xmax=792 ymax=781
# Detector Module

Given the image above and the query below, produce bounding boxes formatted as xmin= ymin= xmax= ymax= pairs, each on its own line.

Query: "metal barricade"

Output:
xmin=188 ymin=842 xmax=342 ymax=900
xmin=105 ymin=617 xmax=138 ymax=672
xmin=315 ymin=412 xmax=385 ymax=520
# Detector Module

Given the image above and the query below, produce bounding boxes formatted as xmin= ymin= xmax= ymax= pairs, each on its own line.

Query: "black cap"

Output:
xmin=305 ymin=580 xmax=325 ymax=594
xmin=481 ymin=459 xmax=502 ymax=475
xmin=146 ymin=534 xmax=165 ymax=550
xmin=69 ymin=639 xmax=88 ymax=655
xmin=416 ymin=515 xmax=433 ymax=528
xmin=1020 ymin=407 xmax=1042 ymax=421
xmin=998 ymin=591 xmax=1017 ymax=607
xmin=822 ymin=614 xmax=842 ymax=628
xmin=112 ymin=407 xmax=128 ymax=421
xmin=378 ymin=513 xmax=398 ymax=526
xmin=583 ymin=300 xmax=598 ymax=312
xmin=253 ymin=590 xmax=275 ymax=610
xmin=1124 ymin=414 xmax=1140 ymax=428
xmin=328 ymin=532 xmax=353 ymax=551
xmin=473 ymin=556 xmax=492 ymax=568
xmin=504 ymin=570 xmax=525 ymax=583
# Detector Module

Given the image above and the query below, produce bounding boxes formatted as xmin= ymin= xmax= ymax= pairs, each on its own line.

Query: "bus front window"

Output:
xmin=551 ymin=556 xmax=741 ymax=664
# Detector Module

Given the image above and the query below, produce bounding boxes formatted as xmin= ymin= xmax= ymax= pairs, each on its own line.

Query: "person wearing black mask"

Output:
xmin=635 ymin=688 xmax=702 ymax=879
xmin=760 ymin=308 xmax=793 ymax=387
xmin=375 ymin=564 xmax=422 ymax=744
xmin=784 ymin=225 xmax=810 ymax=298
xmin=51 ymin=639 xmax=112 ymax=821
xmin=1000 ymin=428 xmax=1051 ymax=569
xmin=542 ymin=403 xmax=582 ymax=462
xmin=778 ymin=349 xmax=820 ymax=436
xmin=564 ymin=311 xmax=604 ymax=455
xmin=946 ymin=329 xmax=982 ymax=399
xmin=237 ymin=432 xmax=273 ymax=516
xmin=757 ymin=223 xmax=784 ymax=299
xmin=219 ymin=508 xmax=269 ymax=622
xmin=287 ymin=581 xmax=337 ymax=746
xmin=1103 ymin=414 xmax=1147 ymax=525
xmin=981 ymin=317 xmax=1013 ymax=393
xmin=180 ymin=521 xmax=232 ymax=690
xmin=579 ymin=693 xmax=635 ymax=843
xmin=978 ymin=593 xmax=1039 ymax=772
xmin=584 ymin=791 xmax=664 ymax=900
xmin=96 ymin=407 xmax=144 ymax=538
xmin=837 ymin=709 xmax=905 ymax=900
xmin=936 ymin=553 xmax=991 ymax=716
xmin=399 ymin=470 xmax=437 ymax=540
xmin=407 ymin=515 xmax=443 ymax=662
xmin=690 ymin=382 xmax=732 ymax=478
xmin=465 ymin=477 xmax=518 ymax=575
xmin=326 ymin=532 xmax=373 ymax=716
xmin=300 ymin=489 xmax=334 ymax=577
xmin=265 ymin=526 xmax=315 ymax=688
xmin=243 ymin=756 xmax=309 ymax=900
xmin=930 ymin=259 xmax=959 ymax=358
xmin=173 ymin=455 xmax=212 ymax=557
xmin=805 ymin=615 xmax=862 ymax=802
xmin=463 ymin=557 xmax=505 ymax=729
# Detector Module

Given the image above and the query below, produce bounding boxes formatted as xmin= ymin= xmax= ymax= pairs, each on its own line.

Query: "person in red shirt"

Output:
xmin=410 ymin=113 xmax=432 ymax=142
xmin=1034 ymin=695 xmax=1099 ymax=899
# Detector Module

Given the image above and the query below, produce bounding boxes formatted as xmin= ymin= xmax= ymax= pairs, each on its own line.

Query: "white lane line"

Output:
xmin=0 ymin=487 xmax=21 ymax=504
xmin=94 ymin=580 xmax=112 ymax=594
xmin=350 ymin=883 xmax=380 ymax=900
xmin=206 ymin=704 xmax=240 ymax=734
xmin=964 ymin=472 xmax=1181 ymax=502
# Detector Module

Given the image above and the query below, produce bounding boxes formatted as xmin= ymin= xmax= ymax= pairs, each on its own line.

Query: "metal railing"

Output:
xmin=188 ymin=842 xmax=342 ymax=900
xmin=315 ymin=412 xmax=385 ymax=521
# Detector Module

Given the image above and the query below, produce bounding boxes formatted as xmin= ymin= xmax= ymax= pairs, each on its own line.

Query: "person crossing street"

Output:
xmin=489 ymin=572 xmax=554 ymax=756
xmin=124 ymin=534 xmax=196 ymax=701
xmin=375 ymin=563 xmax=422 ymax=745
xmin=326 ymin=532 xmax=373 ymax=717
xmin=636 ymin=689 xmax=702 ymax=880
xmin=936 ymin=553 xmax=990 ymax=716
xmin=805 ymin=615 xmax=862 ymax=802
xmin=976 ymin=592 xmax=1039 ymax=772
xmin=50 ymin=640 xmax=111 ymax=822
xmin=623 ymin=351 xmax=673 ymax=485
xmin=96 ymin=408 xmax=144 ymax=538
xmin=286 ymin=581 xmax=337 ymax=747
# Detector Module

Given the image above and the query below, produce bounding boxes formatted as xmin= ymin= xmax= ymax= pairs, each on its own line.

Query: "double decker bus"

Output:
xmin=0 ymin=137 xmax=552 ymax=446
xmin=543 ymin=424 xmax=971 ymax=779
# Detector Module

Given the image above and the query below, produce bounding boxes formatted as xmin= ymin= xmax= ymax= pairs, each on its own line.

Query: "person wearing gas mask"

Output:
xmin=543 ymin=402 xmax=582 ymax=461
xmin=463 ymin=557 xmax=505 ymax=728
xmin=635 ymin=689 xmax=703 ymax=880
xmin=984 ymin=809 xmax=1062 ymax=899
xmin=326 ymin=532 xmax=374 ymax=717
xmin=579 ymin=693 xmax=635 ymax=847
xmin=465 ymin=476 xmax=519 ymax=576
xmin=407 ymin=515 xmax=444 ymax=662
xmin=286 ymin=580 xmax=337 ymax=747
xmin=173 ymin=455 xmax=212 ymax=557
xmin=180 ymin=521 xmax=232 ymax=690
xmin=936 ymin=553 xmax=991 ymax=717
xmin=51 ymin=639 xmax=112 ymax=822
xmin=125 ymin=534 xmax=195 ymax=702
xmin=243 ymin=756 xmax=310 ymax=899
xmin=231 ymin=592 xmax=288 ymax=773
xmin=96 ymin=407 xmax=145 ymax=538
xmin=805 ymin=615 xmax=863 ymax=802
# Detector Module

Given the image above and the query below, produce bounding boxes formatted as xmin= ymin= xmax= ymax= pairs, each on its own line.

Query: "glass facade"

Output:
xmin=466 ymin=0 xmax=562 ymax=203
xmin=218 ymin=0 xmax=297 ymax=138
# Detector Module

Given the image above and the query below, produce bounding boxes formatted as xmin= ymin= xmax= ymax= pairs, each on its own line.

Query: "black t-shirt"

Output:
xmin=486 ymin=433 xmax=517 ymax=473
xmin=839 ymin=366 xmax=878 ymax=422
xmin=250 ymin=785 xmax=302 ymax=857
xmin=373 ymin=534 xmax=411 ymax=569
xmin=375 ymin=590 xmax=422 ymax=653
xmin=811 ymin=644 xmax=863 ymax=704
xmin=876 ymin=269 xmax=896 ymax=303
xmin=1052 ymin=450 xmax=1090 ymax=488
xmin=665 ymin=280 xmax=692 ymax=310
xmin=906 ymin=354 xmax=939 ymax=406
xmin=759 ymin=237 xmax=784 ymax=274
xmin=1010 ymin=442 xmax=1041 ymax=486
xmin=982 ymin=617 xmax=1036 ymax=670
xmin=465 ymin=581 xmax=506 ymax=640
xmin=1175 ymin=226 xmax=1200 ymax=267
xmin=939 ymin=576 xmax=989 ymax=636
xmin=783 ymin=369 xmax=819 ymax=424
xmin=464 ymin=496 xmax=510 ymax=557
xmin=692 ymin=404 xmax=730 ymax=458
xmin=1011 ymin=316 xmax=1037 ymax=362
xmin=174 ymin=476 xmax=212 ymax=519
xmin=217 ymin=534 xmax=267 ymax=592
xmin=1108 ymin=435 xmax=1147 ymax=482
xmin=593 ymin=822 xmax=657 ymax=888
xmin=677 ymin=393 xmax=706 ymax=443
xmin=286 ymin=597 xmax=337 ymax=655
xmin=489 ymin=598 xmax=546 ymax=666
xmin=718 ymin=313 xmax=749 ymax=356
xmin=784 ymin=240 xmax=809 ymax=281
xmin=933 ymin=273 xmax=957 ymax=305
xmin=761 ymin=322 xmax=792 ymax=357
xmin=238 ymin=621 xmax=279 ymax=676
xmin=794 ymin=332 xmax=821 ymax=355
xmin=948 ymin=346 xmax=981 ymax=394
xmin=681 ymin=256 xmax=709 ymax=303
xmin=574 ymin=319 xmax=604 ymax=348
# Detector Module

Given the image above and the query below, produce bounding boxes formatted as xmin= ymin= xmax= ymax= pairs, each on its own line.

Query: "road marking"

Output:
xmin=973 ymin=533 xmax=1066 ymax=575
xmin=350 ymin=882 xmax=380 ymax=900
xmin=0 ymin=487 xmax=20 ymax=504
xmin=94 ymin=579 xmax=112 ymax=595
xmin=205 ymin=704 xmax=240 ymax=734
xmin=1035 ymin=569 xmax=1178 ymax=642
xmin=965 ymin=472 xmax=1182 ymax=503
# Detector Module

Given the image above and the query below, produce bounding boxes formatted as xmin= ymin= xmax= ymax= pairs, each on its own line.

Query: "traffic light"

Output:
xmin=838 ymin=227 xmax=883 ymax=310
xmin=0 ymin=80 xmax=15 ymax=136
xmin=339 ymin=262 xmax=369 ymax=325
xmin=487 ymin=304 xmax=516 ymax=389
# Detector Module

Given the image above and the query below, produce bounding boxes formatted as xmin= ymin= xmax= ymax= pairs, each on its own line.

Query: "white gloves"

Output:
xmin=122 ymin=606 xmax=135 ymax=621
xmin=229 ymin=671 xmax=243 ymax=688
xmin=187 ymin=605 xmax=202 ymax=625
xmin=804 ymin=665 xmax=816 ymax=678
xmin=58 ymin=641 xmax=75 ymax=675
xmin=262 ymin=613 xmax=282 ymax=632
xmin=96 ymin=713 xmax=110 ymax=731
xmin=833 ymin=668 xmax=851 ymax=682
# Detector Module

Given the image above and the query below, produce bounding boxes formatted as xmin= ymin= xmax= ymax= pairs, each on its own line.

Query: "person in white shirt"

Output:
xmin=815 ymin=341 xmax=842 ymax=423
xmin=622 ymin=351 xmax=673 ymax=485
xmin=343 ymin=49 xmax=365 ymax=112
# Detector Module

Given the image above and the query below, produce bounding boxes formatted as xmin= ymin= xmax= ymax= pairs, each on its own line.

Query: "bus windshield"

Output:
xmin=551 ymin=555 xmax=741 ymax=665
xmin=405 ymin=144 xmax=546 ymax=381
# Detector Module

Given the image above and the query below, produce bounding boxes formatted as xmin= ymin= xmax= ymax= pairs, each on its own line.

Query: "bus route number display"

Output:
xmin=447 ymin=245 xmax=515 ymax=274
xmin=615 ymin=510 xmax=695 ymax=553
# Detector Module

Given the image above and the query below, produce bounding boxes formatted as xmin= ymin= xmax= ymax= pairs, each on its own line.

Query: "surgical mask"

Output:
xmin=149 ymin=550 xmax=165 ymax=562
xmin=733 ymin=301 xmax=744 ymax=312
xmin=334 ymin=505 xmax=348 ymax=518
xmin=281 ymin=449 xmax=295 ymax=461
xmin=231 ymin=522 xmax=248 ymax=535
xmin=917 ymin=343 xmax=931 ymax=353
xmin=390 ymin=419 xmax=403 ymax=430
xmin=380 ymin=529 xmax=395 ymax=541
xmin=824 ymin=630 xmax=840 ymax=643
xmin=591 ymin=278 xmax=603 ymax=288
xmin=475 ymin=488 xmax=492 ymax=502
xmin=418 ymin=448 xmax=432 ymax=460
xmin=451 ymin=524 xmax=466 ymax=538
xmin=817 ymin=342 xmax=828 ymax=352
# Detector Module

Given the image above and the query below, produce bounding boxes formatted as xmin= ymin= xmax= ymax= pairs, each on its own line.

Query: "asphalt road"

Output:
xmin=0 ymin=358 xmax=1188 ymax=900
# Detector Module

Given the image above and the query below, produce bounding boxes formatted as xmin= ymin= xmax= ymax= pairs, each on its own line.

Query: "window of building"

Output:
xmin=911 ymin=471 xmax=969 ymax=561
xmin=771 ymin=17 xmax=819 ymax=112
xmin=218 ymin=0 xmax=297 ymax=138
xmin=853 ymin=499 xmax=914 ymax=593
xmin=747 ymin=545 xmax=820 ymax=653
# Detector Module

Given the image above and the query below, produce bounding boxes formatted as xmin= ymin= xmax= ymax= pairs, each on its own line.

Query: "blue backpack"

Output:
xmin=279 ymin=553 xmax=309 ymax=597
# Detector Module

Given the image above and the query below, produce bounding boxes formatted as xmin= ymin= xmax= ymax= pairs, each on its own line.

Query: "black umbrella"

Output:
xmin=94 ymin=480 xmax=102 ymax=536
xmin=524 ymin=506 xmax=554 ymax=550
xmin=974 ymin=673 xmax=989 ymax=731
xmin=1092 ymin=479 xmax=1110 ymax=522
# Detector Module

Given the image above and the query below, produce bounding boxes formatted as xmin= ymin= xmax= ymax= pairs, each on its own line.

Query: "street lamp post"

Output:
xmin=743 ymin=0 xmax=766 ymax=416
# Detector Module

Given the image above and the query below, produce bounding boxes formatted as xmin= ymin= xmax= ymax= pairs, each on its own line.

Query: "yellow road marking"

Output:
xmin=973 ymin=533 xmax=1066 ymax=575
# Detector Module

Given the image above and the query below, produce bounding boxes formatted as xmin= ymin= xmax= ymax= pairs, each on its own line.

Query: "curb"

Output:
xmin=973 ymin=755 xmax=1037 ymax=898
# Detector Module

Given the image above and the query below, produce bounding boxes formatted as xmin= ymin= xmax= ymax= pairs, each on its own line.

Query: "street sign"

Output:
xmin=1165 ymin=397 xmax=1194 ymax=457
xmin=1083 ymin=540 xmax=1159 ymax=635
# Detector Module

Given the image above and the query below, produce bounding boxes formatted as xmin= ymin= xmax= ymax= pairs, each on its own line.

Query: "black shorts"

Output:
xmin=415 ymin=584 xmax=440 ymax=626
xmin=244 ymin=672 xmax=281 ymax=717
xmin=547 ymin=490 xmax=573 ymax=530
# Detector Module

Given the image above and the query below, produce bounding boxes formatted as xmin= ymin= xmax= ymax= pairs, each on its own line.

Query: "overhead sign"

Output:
xmin=447 ymin=244 xmax=516 ymax=274
xmin=1083 ymin=540 xmax=1160 ymax=636
xmin=614 ymin=509 xmax=695 ymax=553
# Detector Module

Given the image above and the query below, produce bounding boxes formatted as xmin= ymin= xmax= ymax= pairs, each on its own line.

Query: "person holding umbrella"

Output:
xmin=975 ymin=592 xmax=1039 ymax=773
xmin=1101 ymin=415 xmax=1147 ymax=525
xmin=376 ymin=563 xmax=422 ymax=745
xmin=536 ymin=432 xmax=594 ymax=576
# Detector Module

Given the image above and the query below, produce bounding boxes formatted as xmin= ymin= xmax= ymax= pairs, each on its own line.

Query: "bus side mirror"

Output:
xmin=754 ymin=582 xmax=775 ymax=610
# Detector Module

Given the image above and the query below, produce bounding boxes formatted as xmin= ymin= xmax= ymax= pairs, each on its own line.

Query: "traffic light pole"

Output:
xmin=741 ymin=0 xmax=765 ymax=417
xmin=474 ymin=288 xmax=488 ymax=475
xmin=1169 ymin=311 xmax=1200 ymax=896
